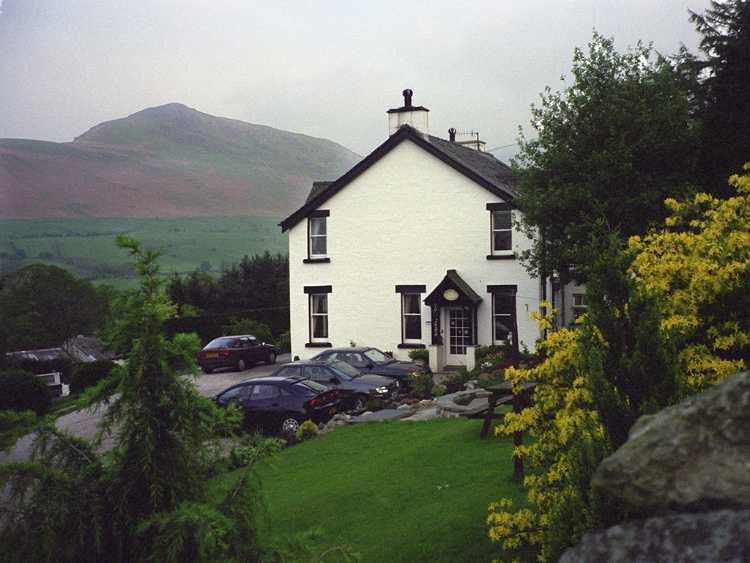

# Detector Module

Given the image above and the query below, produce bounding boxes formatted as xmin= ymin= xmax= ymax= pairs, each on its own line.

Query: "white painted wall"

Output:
xmin=287 ymin=138 xmax=540 ymax=361
xmin=388 ymin=109 xmax=429 ymax=136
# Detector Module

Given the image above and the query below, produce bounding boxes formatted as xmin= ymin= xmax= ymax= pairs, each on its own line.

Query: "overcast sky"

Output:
xmin=0 ymin=0 xmax=711 ymax=157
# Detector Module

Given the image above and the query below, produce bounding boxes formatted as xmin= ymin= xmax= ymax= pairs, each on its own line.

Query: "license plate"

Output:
xmin=206 ymin=352 xmax=218 ymax=359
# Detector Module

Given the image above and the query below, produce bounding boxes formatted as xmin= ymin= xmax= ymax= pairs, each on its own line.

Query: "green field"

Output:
xmin=210 ymin=418 xmax=524 ymax=562
xmin=0 ymin=216 xmax=286 ymax=286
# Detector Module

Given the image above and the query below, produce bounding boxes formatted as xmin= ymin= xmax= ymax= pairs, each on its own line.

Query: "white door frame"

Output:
xmin=444 ymin=306 xmax=473 ymax=366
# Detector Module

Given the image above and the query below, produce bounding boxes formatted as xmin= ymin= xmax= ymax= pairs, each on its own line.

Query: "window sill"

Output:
xmin=486 ymin=253 xmax=516 ymax=260
xmin=303 ymin=257 xmax=331 ymax=264
xmin=305 ymin=342 xmax=332 ymax=348
xmin=397 ymin=343 xmax=426 ymax=349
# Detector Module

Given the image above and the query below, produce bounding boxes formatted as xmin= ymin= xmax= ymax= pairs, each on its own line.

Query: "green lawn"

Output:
xmin=211 ymin=418 xmax=524 ymax=563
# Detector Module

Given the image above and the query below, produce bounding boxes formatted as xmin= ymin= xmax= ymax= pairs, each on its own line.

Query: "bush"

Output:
xmin=0 ymin=369 xmax=52 ymax=415
xmin=409 ymin=371 xmax=434 ymax=399
xmin=295 ymin=420 xmax=320 ymax=442
xmin=222 ymin=317 xmax=273 ymax=344
xmin=70 ymin=360 xmax=116 ymax=394
xmin=432 ymin=383 xmax=446 ymax=397
xmin=0 ymin=409 xmax=37 ymax=450
xmin=6 ymin=357 xmax=74 ymax=384
xmin=277 ymin=330 xmax=291 ymax=353
xmin=478 ymin=372 xmax=503 ymax=389
xmin=407 ymin=349 xmax=430 ymax=364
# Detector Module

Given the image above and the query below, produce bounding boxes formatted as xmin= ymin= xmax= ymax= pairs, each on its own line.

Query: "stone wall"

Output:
xmin=561 ymin=370 xmax=750 ymax=562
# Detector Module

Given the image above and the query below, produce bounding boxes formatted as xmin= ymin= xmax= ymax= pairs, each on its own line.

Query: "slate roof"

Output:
xmin=281 ymin=124 xmax=518 ymax=232
xmin=306 ymin=181 xmax=333 ymax=203
xmin=424 ymin=269 xmax=483 ymax=306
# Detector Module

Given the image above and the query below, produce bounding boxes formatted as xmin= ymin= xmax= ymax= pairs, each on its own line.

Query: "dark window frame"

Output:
xmin=486 ymin=202 xmax=514 ymax=259
xmin=487 ymin=285 xmax=517 ymax=345
xmin=395 ymin=285 xmax=426 ymax=349
xmin=306 ymin=210 xmax=330 ymax=263
xmin=305 ymin=286 xmax=332 ymax=348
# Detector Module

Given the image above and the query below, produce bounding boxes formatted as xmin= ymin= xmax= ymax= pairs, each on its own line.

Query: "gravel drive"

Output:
xmin=0 ymin=354 xmax=290 ymax=464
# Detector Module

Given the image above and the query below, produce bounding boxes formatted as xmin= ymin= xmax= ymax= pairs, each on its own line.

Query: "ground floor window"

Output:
xmin=304 ymin=286 xmax=332 ymax=346
xmin=488 ymin=285 xmax=517 ymax=345
xmin=402 ymin=293 xmax=421 ymax=342
xmin=395 ymin=285 xmax=426 ymax=348
xmin=310 ymin=294 xmax=328 ymax=340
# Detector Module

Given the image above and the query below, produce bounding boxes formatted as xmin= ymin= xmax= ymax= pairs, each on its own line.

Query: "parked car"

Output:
xmin=214 ymin=375 xmax=343 ymax=434
xmin=270 ymin=360 xmax=398 ymax=411
xmin=311 ymin=347 xmax=425 ymax=387
xmin=196 ymin=335 xmax=277 ymax=373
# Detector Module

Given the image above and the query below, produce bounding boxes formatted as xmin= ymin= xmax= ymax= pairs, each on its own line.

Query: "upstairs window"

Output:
xmin=307 ymin=211 xmax=329 ymax=260
xmin=492 ymin=210 xmax=512 ymax=252
xmin=486 ymin=203 xmax=513 ymax=257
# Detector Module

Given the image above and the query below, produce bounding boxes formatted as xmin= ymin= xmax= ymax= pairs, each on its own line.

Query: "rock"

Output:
xmin=417 ymin=399 xmax=435 ymax=409
xmin=465 ymin=381 xmax=477 ymax=390
xmin=593 ymin=370 xmax=750 ymax=513
xmin=352 ymin=408 xmax=415 ymax=422
xmin=560 ymin=509 xmax=750 ymax=563
xmin=397 ymin=403 xmax=412 ymax=410
xmin=436 ymin=389 xmax=491 ymax=417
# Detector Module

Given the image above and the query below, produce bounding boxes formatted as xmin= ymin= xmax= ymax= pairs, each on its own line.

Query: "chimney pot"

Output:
xmin=402 ymin=88 xmax=413 ymax=108
xmin=449 ymin=128 xmax=456 ymax=142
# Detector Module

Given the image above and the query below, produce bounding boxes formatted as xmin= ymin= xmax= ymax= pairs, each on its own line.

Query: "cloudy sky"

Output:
xmin=0 ymin=0 xmax=710 ymax=157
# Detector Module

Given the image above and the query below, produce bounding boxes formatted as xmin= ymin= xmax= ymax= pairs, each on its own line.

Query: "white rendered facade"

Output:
xmin=285 ymin=137 xmax=541 ymax=368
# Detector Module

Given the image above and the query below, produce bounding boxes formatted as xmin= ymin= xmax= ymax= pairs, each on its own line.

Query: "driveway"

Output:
xmin=0 ymin=354 xmax=290 ymax=464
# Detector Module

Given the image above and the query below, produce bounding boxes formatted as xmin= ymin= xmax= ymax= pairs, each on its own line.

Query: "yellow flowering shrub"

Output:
xmin=629 ymin=166 xmax=750 ymax=391
xmin=487 ymin=313 xmax=605 ymax=562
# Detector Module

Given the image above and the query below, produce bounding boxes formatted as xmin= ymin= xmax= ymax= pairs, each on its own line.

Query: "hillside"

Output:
xmin=0 ymin=103 xmax=360 ymax=219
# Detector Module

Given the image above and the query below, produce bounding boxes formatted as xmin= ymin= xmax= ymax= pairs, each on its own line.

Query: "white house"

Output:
xmin=280 ymin=90 xmax=545 ymax=371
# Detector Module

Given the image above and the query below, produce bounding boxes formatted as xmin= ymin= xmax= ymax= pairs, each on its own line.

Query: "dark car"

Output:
xmin=196 ymin=335 xmax=277 ymax=373
xmin=270 ymin=360 xmax=398 ymax=411
xmin=214 ymin=375 xmax=343 ymax=435
xmin=311 ymin=347 xmax=425 ymax=387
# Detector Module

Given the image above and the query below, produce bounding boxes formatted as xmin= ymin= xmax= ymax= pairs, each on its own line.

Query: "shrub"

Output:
xmin=69 ymin=360 xmax=116 ymax=394
xmin=478 ymin=372 xmax=503 ymax=389
xmin=409 ymin=370 xmax=434 ymax=399
xmin=365 ymin=397 xmax=386 ymax=412
xmin=0 ymin=409 xmax=37 ymax=450
xmin=432 ymin=383 xmax=447 ymax=397
xmin=277 ymin=330 xmax=291 ymax=353
xmin=444 ymin=372 xmax=466 ymax=393
xmin=0 ymin=368 xmax=52 ymax=415
xmin=222 ymin=317 xmax=273 ymax=344
xmin=296 ymin=420 xmax=320 ymax=442
xmin=407 ymin=349 xmax=429 ymax=364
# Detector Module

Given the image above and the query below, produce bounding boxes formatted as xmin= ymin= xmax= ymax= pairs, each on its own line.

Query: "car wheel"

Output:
xmin=236 ymin=359 xmax=246 ymax=372
xmin=280 ymin=416 xmax=300 ymax=435
xmin=352 ymin=395 xmax=368 ymax=411
xmin=201 ymin=366 xmax=213 ymax=374
xmin=266 ymin=351 xmax=276 ymax=365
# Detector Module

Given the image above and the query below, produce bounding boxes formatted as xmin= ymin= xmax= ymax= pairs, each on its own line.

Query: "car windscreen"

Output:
xmin=205 ymin=337 xmax=237 ymax=349
xmin=329 ymin=361 xmax=360 ymax=378
xmin=293 ymin=380 xmax=328 ymax=395
xmin=364 ymin=349 xmax=390 ymax=363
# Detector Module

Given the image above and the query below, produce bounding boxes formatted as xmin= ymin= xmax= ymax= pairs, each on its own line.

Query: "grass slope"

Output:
xmin=212 ymin=418 xmax=523 ymax=562
xmin=0 ymin=216 xmax=286 ymax=287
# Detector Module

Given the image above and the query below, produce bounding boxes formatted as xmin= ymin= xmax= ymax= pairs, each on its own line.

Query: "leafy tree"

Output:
xmin=0 ymin=236 xmax=268 ymax=563
xmin=688 ymin=0 xmax=750 ymax=194
xmin=514 ymin=32 xmax=697 ymax=281
xmin=629 ymin=165 xmax=750 ymax=391
xmin=580 ymin=234 xmax=678 ymax=448
xmin=0 ymin=264 xmax=107 ymax=351
xmin=0 ymin=368 xmax=52 ymax=415
xmin=223 ymin=317 xmax=274 ymax=344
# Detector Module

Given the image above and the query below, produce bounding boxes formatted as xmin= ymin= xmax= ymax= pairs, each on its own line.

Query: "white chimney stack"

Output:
xmin=387 ymin=89 xmax=429 ymax=136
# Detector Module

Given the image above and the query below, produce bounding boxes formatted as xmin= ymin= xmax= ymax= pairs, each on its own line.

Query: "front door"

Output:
xmin=446 ymin=307 xmax=473 ymax=365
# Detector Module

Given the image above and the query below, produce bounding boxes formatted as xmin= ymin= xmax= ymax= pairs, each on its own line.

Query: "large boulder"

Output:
xmin=560 ymin=509 xmax=750 ymax=563
xmin=592 ymin=370 xmax=750 ymax=512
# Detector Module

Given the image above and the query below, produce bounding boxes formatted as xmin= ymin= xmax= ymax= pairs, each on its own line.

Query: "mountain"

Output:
xmin=0 ymin=103 xmax=360 ymax=219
